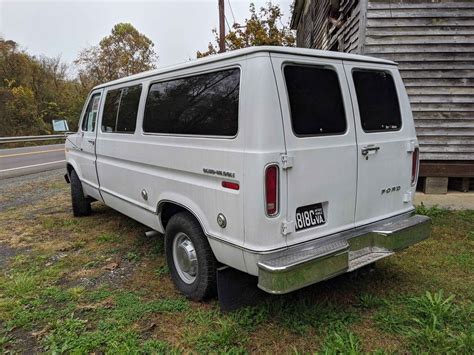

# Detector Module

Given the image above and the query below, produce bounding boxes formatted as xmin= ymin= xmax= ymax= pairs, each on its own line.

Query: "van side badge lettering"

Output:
xmin=381 ymin=186 xmax=400 ymax=195
xmin=203 ymin=168 xmax=235 ymax=178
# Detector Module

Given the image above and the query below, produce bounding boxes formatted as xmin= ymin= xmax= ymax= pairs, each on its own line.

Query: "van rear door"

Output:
xmin=343 ymin=62 xmax=417 ymax=227
xmin=270 ymin=54 xmax=358 ymax=246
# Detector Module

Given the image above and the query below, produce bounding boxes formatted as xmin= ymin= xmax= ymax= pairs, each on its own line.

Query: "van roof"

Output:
xmin=93 ymin=46 xmax=397 ymax=90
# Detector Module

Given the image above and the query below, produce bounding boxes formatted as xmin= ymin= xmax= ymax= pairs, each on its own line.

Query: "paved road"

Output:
xmin=0 ymin=144 xmax=65 ymax=179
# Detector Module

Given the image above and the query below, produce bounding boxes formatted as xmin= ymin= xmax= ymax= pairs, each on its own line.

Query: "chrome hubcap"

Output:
xmin=172 ymin=232 xmax=198 ymax=284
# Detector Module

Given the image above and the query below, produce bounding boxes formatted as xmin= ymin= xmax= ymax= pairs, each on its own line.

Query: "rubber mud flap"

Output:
xmin=217 ymin=267 xmax=267 ymax=312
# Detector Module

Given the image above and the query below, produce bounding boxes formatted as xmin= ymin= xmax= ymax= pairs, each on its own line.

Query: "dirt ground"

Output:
xmin=415 ymin=192 xmax=474 ymax=210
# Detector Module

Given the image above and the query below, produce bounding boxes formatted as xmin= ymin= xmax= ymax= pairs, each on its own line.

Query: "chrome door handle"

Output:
xmin=361 ymin=145 xmax=380 ymax=156
xmin=87 ymin=140 xmax=95 ymax=145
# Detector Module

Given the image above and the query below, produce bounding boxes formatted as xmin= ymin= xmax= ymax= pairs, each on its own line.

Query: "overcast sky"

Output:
xmin=0 ymin=0 xmax=293 ymax=73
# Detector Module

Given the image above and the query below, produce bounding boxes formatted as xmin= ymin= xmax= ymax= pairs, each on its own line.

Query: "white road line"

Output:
xmin=0 ymin=148 xmax=65 ymax=158
xmin=0 ymin=160 xmax=66 ymax=172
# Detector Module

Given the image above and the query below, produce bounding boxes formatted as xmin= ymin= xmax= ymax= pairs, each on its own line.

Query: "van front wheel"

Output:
xmin=70 ymin=170 xmax=91 ymax=217
xmin=165 ymin=212 xmax=217 ymax=300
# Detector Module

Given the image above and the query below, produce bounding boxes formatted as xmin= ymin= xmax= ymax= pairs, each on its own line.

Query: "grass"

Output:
xmin=0 ymin=172 xmax=473 ymax=353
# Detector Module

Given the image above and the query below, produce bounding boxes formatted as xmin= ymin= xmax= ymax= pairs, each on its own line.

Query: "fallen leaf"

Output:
xmin=103 ymin=262 xmax=119 ymax=271
xmin=77 ymin=297 xmax=115 ymax=311
xmin=31 ymin=325 xmax=51 ymax=339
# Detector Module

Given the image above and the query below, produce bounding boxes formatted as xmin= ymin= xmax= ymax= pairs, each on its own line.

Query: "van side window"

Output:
xmin=101 ymin=85 xmax=142 ymax=133
xmin=81 ymin=94 xmax=101 ymax=132
xmin=352 ymin=70 xmax=401 ymax=132
xmin=284 ymin=65 xmax=346 ymax=136
xmin=143 ymin=68 xmax=240 ymax=136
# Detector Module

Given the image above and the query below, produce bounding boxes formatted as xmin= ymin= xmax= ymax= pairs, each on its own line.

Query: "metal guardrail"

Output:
xmin=0 ymin=133 xmax=71 ymax=144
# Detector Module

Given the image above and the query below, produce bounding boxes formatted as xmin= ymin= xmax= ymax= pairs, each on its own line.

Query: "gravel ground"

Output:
xmin=0 ymin=169 xmax=66 ymax=212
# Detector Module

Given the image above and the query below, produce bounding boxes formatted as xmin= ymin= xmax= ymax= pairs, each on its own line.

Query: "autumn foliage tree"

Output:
xmin=75 ymin=23 xmax=157 ymax=87
xmin=197 ymin=2 xmax=295 ymax=58
xmin=0 ymin=38 xmax=85 ymax=135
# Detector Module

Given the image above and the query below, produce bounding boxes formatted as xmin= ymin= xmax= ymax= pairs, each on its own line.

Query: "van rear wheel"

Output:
xmin=70 ymin=170 xmax=91 ymax=217
xmin=165 ymin=212 xmax=217 ymax=300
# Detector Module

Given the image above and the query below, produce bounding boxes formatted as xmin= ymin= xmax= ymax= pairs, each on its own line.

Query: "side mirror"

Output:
xmin=52 ymin=119 xmax=69 ymax=132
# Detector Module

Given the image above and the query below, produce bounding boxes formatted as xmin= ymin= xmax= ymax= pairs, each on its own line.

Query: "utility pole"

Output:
xmin=218 ymin=0 xmax=225 ymax=53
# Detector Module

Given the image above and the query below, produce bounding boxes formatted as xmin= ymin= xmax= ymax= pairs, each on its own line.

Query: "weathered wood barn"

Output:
xmin=291 ymin=0 xmax=474 ymax=193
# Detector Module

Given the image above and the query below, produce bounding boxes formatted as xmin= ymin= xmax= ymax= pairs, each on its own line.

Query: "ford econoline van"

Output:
xmin=65 ymin=46 xmax=431 ymax=301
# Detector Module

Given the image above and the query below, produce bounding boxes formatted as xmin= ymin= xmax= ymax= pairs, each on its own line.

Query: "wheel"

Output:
xmin=70 ymin=169 xmax=91 ymax=217
xmin=165 ymin=212 xmax=217 ymax=300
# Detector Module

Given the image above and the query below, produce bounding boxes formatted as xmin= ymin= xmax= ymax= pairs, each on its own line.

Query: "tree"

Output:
xmin=75 ymin=23 xmax=157 ymax=87
xmin=0 ymin=37 xmax=86 ymax=135
xmin=197 ymin=2 xmax=295 ymax=58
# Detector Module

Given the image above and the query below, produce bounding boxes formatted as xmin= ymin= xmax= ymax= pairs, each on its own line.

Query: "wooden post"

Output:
xmin=218 ymin=0 xmax=225 ymax=53
xmin=461 ymin=178 xmax=470 ymax=192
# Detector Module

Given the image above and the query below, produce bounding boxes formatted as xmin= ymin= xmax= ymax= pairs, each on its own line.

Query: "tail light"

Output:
xmin=411 ymin=147 xmax=419 ymax=186
xmin=265 ymin=165 xmax=279 ymax=216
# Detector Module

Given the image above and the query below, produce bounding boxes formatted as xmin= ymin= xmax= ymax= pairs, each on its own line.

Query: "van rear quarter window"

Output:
xmin=352 ymin=70 xmax=401 ymax=132
xmin=284 ymin=65 xmax=346 ymax=136
xmin=143 ymin=68 xmax=240 ymax=136
xmin=101 ymin=85 xmax=142 ymax=133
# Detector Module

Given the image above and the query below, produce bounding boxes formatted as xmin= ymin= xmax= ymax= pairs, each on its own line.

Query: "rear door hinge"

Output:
xmin=281 ymin=220 xmax=295 ymax=236
xmin=281 ymin=154 xmax=293 ymax=170
xmin=406 ymin=141 xmax=416 ymax=153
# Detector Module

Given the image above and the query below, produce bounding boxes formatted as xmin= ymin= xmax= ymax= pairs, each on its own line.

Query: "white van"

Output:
xmin=65 ymin=46 xmax=430 ymax=301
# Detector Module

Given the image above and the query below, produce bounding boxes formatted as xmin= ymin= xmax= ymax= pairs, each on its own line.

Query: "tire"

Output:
xmin=165 ymin=212 xmax=217 ymax=300
xmin=70 ymin=170 xmax=91 ymax=217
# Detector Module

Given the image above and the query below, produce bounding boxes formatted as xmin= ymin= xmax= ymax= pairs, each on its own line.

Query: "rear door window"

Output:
xmin=284 ymin=65 xmax=346 ymax=136
xmin=352 ymin=70 xmax=401 ymax=132
xmin=101 ymin=85 xmax=142 ymax=133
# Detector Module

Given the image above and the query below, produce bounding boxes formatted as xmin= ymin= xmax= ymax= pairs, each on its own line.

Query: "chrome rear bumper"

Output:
xmin=257 ymin=213 xmax=431 ymax=294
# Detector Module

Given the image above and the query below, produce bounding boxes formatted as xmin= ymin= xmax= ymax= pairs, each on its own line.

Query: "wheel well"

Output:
xmin=66 ymin=163 xmax=74 ymax=176
xmin=159 ymin=202 xmax=201 ymax=231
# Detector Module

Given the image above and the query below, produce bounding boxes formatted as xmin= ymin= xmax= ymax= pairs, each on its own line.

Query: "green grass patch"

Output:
xmin=375 ymin=291 xmax=474 ymax=353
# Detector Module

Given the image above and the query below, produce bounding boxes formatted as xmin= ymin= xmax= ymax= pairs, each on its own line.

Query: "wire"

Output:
xmin=224 ymin=15 xmax=232 ymax=32
xmin=227 ymin=0 xmax=236 ymax=24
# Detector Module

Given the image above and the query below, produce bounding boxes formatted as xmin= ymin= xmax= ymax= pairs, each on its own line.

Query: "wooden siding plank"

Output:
xmin=420 ymin=146 xmax=474 ymax=153
xmin=399 ymin=62 xmax=474 ymax=70
xmin=368 ymin=2 xmax=474 ymax=10
xmin=400 ymin=69 xmax=474 ymax=79
xmin=416 ymin=120 xmax=474 ymax=128
xmin=403 ymin=78 xmax=474 ymax=87
xmin=367 ymin=18 xmax=474 ymax=27
xmin=418 ymin=137 xmax=474 ymax=145
xmin=407 ymin=87 xmax=474 ymax=95
xmin=369 ymin=52 xmax=474 ymax=62
xmin=365 ymin=44 xmax=474 ymax=53
xmin=409 ymin=95 xmax=474 ymax=104
xmin=367 ymin=28 xmax=474 ymax=36
xmin=420 ymin=153 xmax=473 ymax=160
xmin=413 ymin=112 xmax=474 ymax=120
xmin=365 ymin=35 xmax=474 ymax=45
xmin=419 ymin=162 xmax=474 ymax=177
xmin=368 ymin=9 xmax=474 ymax=19
xmin=411 ymin=104 xmax=474 ymax=112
